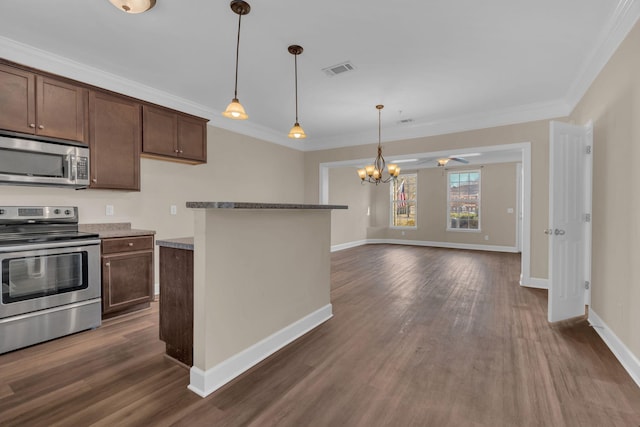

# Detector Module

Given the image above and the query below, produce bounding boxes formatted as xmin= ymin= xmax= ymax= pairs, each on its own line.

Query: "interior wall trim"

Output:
xmin=188 ymin=304 xmax=333 ymax=398
xmin=519 ymin=276 xmax=549 ymax=290
xmin=589 ymin=309 xmax=640 ymax=389
xmin=330 ymin=239 xmax=518 ymax=253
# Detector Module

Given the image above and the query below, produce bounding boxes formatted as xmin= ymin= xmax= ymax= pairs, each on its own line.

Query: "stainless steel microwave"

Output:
xmin=0 ymin=133 xmax=90 ymax=188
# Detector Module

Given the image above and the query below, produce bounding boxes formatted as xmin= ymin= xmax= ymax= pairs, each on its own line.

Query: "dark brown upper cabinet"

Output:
xmin=0 ymin=63 xmax=88 ymax=143
xmin=89 ymin=90 xmax=141 ymax=191
xmin=142 ymin=105 xmax=207 ymax=164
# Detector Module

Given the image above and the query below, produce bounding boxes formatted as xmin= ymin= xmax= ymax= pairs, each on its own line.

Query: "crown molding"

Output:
xmin=303 ymin=99 xmax=570 ymax=152
xmin=564 ymin=0 xmax=640 ymax=110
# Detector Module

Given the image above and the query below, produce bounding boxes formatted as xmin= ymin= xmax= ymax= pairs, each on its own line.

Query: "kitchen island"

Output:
xmin=161 ymin=202 xmax=346 ymax=398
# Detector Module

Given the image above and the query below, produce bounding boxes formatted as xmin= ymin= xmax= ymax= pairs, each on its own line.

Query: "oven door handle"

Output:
xmin=0 ymin=239 xmax=101 ymax=253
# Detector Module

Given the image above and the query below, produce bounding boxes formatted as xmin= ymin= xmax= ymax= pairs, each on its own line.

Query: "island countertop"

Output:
xmin=186 ymin=202 xmax=348 ymax=210
xmin=156 ymin=237 xmax=194 ymax=250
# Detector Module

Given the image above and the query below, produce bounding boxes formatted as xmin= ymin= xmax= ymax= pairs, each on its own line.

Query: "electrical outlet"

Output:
xmin=507 ymin=208 xmax=514 ymax=214
xmin=402 ymin=231 xmax=406 ymax=236
xmin=484 ymin=235 xmax=489 ymax=241
xmin=106 ymin=205 xmax=114 ymax=216
xmin=170 ymin=205 xmax=177 ymax=215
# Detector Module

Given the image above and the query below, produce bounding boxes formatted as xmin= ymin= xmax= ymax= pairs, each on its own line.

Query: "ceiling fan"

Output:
xmin=436 ymin=157 xmax=469 ymax=167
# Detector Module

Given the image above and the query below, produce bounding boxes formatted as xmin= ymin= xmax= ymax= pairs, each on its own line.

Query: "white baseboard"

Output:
xmin=519 ymin=276 xmax=549 ymax=289
xmin=188 ymin=304 xmax=333 ymax=398
xmin=588 ymin=309 xmax=640 ymax=389
xmin=330 ymin=240 xmax=368 ymax=252
xmin=335 ymin=238 xmax=519 ymax=253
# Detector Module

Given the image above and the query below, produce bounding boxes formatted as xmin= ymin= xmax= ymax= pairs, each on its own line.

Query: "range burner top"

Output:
xmin=0 ymin=206 xmax=98 ymax=249
xmin=0 ymin=231 xmax=100 ymax=247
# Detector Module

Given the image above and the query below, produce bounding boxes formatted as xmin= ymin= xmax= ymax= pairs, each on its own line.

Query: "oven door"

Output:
xmin=0 ymin=240 xmax=101 ymax=319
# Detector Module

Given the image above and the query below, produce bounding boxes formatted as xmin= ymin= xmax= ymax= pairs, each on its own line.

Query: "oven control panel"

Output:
xmin=0 ymin=206 xmax=78 ymax=222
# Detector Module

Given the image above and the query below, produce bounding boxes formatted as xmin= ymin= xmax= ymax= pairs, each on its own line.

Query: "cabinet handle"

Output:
xmin=179 ymin=150 xmax=184 ymax=153
xmin=29 ymin=123 xmax=36 ymax=128
xmin=105 ymin=262 xmax=111 ymax=267
xmin=128 ymin=242 xmax=134 ymax=247
xmin=174 ymin=149 xmax=180 ymax=153
xmin=38 ymin=125 xmax=44 ymax=129
xmin=92 ymin=178 xmax=97 ymax=183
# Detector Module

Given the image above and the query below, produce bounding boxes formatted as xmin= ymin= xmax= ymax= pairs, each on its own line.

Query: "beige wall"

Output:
xmin=328 ymin=167 xmax=371 ymax=246
xmin=192 ymin=209 xmax=331 ymax=369
xmin=361 ymin=163 xmax=517 ymax=247
xmin=570 ymin=21 xmax=640 ymax=360
xmin=0 ymin=125 xmax=306 ymax=282
xmin=305 ymin=121 xmax=552 ymax=278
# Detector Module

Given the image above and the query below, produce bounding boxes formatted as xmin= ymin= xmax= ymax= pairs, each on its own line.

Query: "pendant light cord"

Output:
xmin=294 ymin=53 xmax=299 ymax=123
xmin=234 ymin=13 xmax=242 ymax=99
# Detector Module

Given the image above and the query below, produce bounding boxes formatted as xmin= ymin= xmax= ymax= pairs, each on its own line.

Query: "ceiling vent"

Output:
xmin=397 ymin=118 xmax=414 ymax=124
xmin=322 ymin=61 xmax=356 ymax=77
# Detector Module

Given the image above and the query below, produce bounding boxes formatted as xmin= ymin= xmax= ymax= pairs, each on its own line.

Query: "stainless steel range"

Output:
xmin=0 ymin=206 xmax=101 ymax=354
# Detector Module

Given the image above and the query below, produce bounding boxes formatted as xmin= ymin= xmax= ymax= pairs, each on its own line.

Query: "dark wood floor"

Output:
xmin=1 ymin=245 xmax=639 ymax=426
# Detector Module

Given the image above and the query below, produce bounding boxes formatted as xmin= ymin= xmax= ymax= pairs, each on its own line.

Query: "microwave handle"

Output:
xmin=69 ymin=154 xmax=77 ymax=182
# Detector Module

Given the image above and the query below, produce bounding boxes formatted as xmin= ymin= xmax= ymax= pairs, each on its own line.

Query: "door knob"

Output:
xmin=544 ymin=229 xmax=552 ymax=235
xmin=554 ymin=229 xmax=565 ymax=236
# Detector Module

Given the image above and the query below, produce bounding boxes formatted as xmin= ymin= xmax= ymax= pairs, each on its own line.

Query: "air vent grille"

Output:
xmin=398 ymin=118 xmax=414 ymax=124
xmin=322 ymin=61 xmax=356 ymax=77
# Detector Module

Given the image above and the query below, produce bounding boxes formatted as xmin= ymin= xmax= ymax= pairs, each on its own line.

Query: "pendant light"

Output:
xmin=223 ymin=0 xmax=251 ymax=120
xmin=357 ymin=105 xmax=400 ymax=184
xmin=287 ymin=45 xmax=306 ymax=139
xmin=109 ymin=0 xmax=156 ymax=13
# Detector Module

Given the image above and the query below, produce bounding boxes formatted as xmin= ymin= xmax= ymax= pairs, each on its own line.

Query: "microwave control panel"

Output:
xmin=77 ymin=157 xmax=88 ymax=180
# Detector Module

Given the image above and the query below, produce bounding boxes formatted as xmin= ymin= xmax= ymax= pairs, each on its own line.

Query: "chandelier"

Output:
xmin=357 ymin=105 xmax=400 ymax=184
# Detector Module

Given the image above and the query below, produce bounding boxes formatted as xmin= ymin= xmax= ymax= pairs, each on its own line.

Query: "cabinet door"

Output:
xmin=0 ymin=64 xmax=36 ymax=134
xmin=89 ymin=91 xmax=141 ymax=190
xmin=102 ymin=251 xmax=154 ymax=315
xmin=36 ymin=76 xmax=87 ymax=143
xmin=177 ymin=114 xmax=207 ymax=162
xmin=142 ymin=104 xmax=178 ymax=157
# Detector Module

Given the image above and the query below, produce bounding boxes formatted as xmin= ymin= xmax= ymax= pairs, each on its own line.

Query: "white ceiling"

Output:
xmin=0 ymin=0 xmax=638 ymax=152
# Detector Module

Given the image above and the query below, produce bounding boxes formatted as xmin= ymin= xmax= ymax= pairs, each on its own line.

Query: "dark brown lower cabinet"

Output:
xmin=101 ymin=236 xmax=154 ymax=318
xmin=159 ymin=246 xmax=193 ymax=366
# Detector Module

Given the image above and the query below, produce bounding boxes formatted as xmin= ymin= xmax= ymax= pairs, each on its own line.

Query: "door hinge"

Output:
xmin=586 ymin=145 xmax=592 ymax=154
xmin=585 ymin=213 xmax=591 ymax=222
xmin=585 ymin=281 xmax=590 ymax=290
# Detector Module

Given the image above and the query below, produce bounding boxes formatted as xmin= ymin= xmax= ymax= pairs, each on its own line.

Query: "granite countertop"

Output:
xmin=186 ymin=202 xmax=348 ymax=210
xmin=79 ymin=223 xmax=156 ymax=239
xmin=156 ymin=237 xmax=194 ymax=250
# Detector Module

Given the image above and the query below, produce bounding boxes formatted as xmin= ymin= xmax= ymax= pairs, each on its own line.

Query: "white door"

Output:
xmin=548 ymin=121 xmax=592 ymax=322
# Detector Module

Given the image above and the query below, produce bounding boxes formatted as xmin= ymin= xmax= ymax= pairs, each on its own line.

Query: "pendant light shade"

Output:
xmin=288 ymin=45 xmax=306 ymax=139
xmin=288 ymin=122 xmax=306 ymax=139
xmin=357 ymin=105 xmax=400 ymax=184
xmin=223 ymin=0 xmax=251 ymax=120
xmin=109 ymin=0 xmax=156 ymax=13
xmin=223 ymin=98 xmax=248 ymax=120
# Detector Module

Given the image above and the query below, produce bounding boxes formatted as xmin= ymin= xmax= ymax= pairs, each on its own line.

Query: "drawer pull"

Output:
xmin=128 ymin=242 xmax=134 ymax=246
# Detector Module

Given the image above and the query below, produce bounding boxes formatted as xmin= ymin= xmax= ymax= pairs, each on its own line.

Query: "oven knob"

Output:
xmin=65 ymin=209 xmax=72 ymax=215
xmin=0 ymin=209 xmax=4 ymax=215
xmin=54 ymin=209 xmax=61 ymax=215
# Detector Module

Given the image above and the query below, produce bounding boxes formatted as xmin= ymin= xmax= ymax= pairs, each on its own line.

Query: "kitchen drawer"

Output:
xmin=102 ymin=236 xmax=154 ymax=254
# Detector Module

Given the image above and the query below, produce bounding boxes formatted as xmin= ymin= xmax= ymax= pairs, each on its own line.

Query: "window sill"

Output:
xmin=390 ymin=226 xmax=417 ymax=230
xmin=446 ymin=228 xmax=481 ymax=233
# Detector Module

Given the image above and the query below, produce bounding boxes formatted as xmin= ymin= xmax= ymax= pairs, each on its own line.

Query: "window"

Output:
xmin=391 ymin=174 xmax=417 ymax=228
xmin=448 ymin=170 xmax=480 ymax=231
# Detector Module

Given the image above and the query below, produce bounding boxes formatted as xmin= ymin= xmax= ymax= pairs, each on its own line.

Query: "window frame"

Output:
xmin=390 ymin=173 xmax=418 ymax=229
xmin=446 ymin=169 xmax=481 ymax=232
